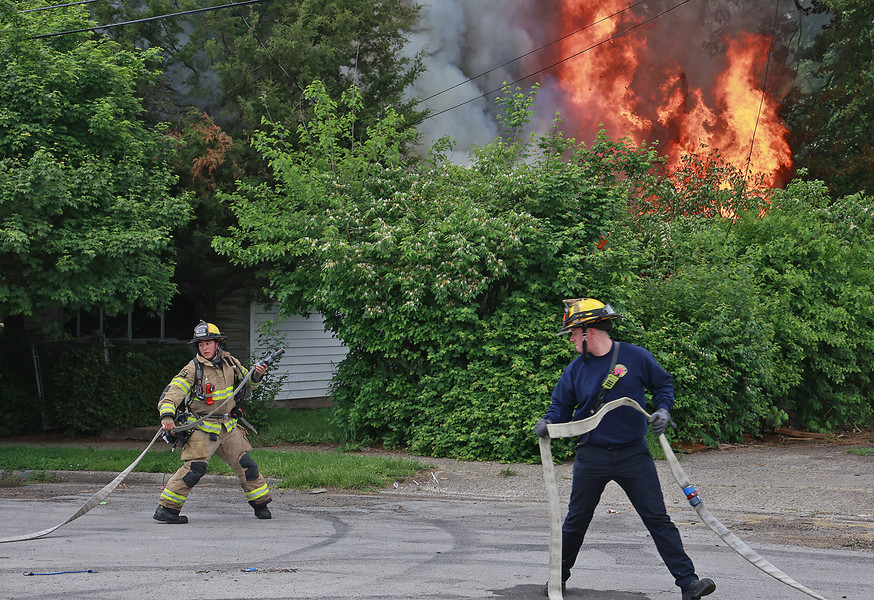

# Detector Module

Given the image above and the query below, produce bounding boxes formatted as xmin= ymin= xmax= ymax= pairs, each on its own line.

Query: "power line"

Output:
xmin=421 ymin=0 xmax=698 ymax=122
xmin=418 ymin=0 xmax=653 ymax=104
xmin=29 ymin=0 xmax=274 ymax=39
xmin=223 ymin=0 xmax=303 ymax=93
xmin=19 ymin=0 xmax=100 ymax=13
xmin=746 ymin=0 xmax=782 ymax=177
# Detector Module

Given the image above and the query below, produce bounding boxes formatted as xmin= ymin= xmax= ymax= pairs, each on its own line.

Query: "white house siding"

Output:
xmin=250 ymin=304 xmax=348 ymax=405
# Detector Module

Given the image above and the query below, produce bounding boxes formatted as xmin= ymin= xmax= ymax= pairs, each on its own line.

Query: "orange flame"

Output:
xmin=550 ymin=1 xmax=792 ymax=188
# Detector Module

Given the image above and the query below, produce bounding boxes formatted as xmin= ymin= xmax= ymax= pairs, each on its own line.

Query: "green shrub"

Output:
xmin=37 ymin=339 xmax=191 ymax=435
xmin=0 ymin=319 xmax=43 ymax=435
xmin=217 ymin=81 xmax=874 ymax=461
xmin=738 ymin=183 xmax=874 ymax=429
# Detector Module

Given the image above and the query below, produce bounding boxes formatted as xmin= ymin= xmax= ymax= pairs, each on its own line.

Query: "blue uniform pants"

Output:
xmin=561 ymin=440 xmax=698 ymax=589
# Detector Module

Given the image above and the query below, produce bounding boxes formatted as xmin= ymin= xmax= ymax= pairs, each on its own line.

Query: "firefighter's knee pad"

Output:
xmin=239 ymin=453 xmax=259 ymax=481
xmin=182 ymin=461 xmax=208 ymax=488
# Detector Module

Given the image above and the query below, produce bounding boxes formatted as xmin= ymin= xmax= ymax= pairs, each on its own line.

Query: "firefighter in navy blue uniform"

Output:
xmin=153 ymin=321 xmax=272 ymax=524
xmin=535 ymin=298 xmax=716 ymax=600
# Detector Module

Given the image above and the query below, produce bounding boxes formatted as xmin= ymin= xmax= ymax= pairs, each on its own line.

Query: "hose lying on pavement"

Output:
xmin=1 ymin=351 xmax=286 ymax=544
xmin=539 ymin=397 xmax=830 ymax=600
xmin=0 ymin=429 xmax=163 ymax=544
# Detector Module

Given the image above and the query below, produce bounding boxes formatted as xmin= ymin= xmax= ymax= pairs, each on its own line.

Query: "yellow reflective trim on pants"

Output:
xmin=246 ymin=484 xmax=269 ymax=502
xmin=160 ymin=488 xmax=187 ymax=506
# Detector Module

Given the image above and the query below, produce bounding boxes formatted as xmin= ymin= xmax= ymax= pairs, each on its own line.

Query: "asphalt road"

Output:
xmin=0 ymin=440 xmax=872 ymax=600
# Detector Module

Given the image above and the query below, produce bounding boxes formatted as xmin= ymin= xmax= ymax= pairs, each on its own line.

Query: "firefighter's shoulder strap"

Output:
xmin=225 ymin=354 xmax=251 ymax=403
xmin=225 ymin=354 xmax=243 ymax=383
xmin=183 ymin=359 xmax=205 ymax=410
xmin=586 ymin=341 xmax=621 ymax=416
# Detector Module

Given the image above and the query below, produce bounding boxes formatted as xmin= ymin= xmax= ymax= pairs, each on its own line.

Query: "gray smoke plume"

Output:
xmin=402 ymin=0 xmax=537 ymax=162
xmin=403 ymin=0 xmax=821 ymax=162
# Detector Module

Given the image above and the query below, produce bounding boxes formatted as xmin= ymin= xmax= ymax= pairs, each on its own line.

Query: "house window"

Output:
xmin=64 ymin=297 xmax=196 ymax=342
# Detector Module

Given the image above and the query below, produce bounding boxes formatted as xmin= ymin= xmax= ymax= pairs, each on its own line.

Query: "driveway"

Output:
xmin=0 ymin=438 xmax=872 ymax=599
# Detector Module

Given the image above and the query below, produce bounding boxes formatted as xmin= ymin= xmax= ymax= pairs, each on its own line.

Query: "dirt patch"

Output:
xmin=729 ymin=514 xmax=874 ymax=551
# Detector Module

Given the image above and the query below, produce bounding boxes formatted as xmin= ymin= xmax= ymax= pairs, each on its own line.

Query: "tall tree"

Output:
xmin=85 ymin=0 xmax=425 ymax=315
xmin=0 ymin=2 xmax=191 ymax=330
xmin=88 ymin=0 xmax=425 ymax=148
xmin=781 ymin=0 xmax=874 ymax=197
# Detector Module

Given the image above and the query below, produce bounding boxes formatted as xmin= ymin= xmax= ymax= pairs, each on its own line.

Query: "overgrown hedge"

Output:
xmin=610 ymin=178 xmax=874 ymax=443
xmin=12 ymin=338 xmax=192 ymax=436
xmin=0 ymin=338 xmax=276 ymax=436
xmin=215 ymin=83 xmax=874 ymax=462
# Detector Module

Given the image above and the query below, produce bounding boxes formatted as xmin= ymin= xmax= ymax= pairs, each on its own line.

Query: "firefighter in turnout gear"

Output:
xmin=153 ymin=321 xmax=272 ymax=524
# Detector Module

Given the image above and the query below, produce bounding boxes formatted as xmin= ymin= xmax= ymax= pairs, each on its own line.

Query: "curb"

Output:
xmin=1 ymin=469 xmax=275 ymax=489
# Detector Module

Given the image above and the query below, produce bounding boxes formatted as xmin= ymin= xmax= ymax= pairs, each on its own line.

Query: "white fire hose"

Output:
xmin=0 ymin=350 xmax=284 ymax=544
xmin=539 ymin=397 xmax=830 ymax=600
xmin=0 ymin=429 xmax=163 ymax=544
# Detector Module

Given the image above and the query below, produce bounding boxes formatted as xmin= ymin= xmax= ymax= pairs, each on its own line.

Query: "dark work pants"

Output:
xmin=561 ymin=440 xmax=698 ymax=590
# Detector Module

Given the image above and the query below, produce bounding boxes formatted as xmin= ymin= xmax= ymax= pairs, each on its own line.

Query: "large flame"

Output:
xmin=548 ymin=0 xmax=792 ymax=188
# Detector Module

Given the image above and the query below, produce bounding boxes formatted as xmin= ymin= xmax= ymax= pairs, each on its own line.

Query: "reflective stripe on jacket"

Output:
xmin=157 ymin=350 xmax=260 ymax=434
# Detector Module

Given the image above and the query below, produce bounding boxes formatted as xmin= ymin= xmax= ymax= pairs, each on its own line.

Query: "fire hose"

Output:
xmin=170 ymin=348 xmax=285 ymax=437
xmin=0 ymin=349 xmax=284 ymax=544
xmin=539 ymin=397 xmax=830 ymax=600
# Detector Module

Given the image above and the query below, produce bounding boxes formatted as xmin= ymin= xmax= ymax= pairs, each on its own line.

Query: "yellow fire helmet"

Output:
xmin=557 ymin=298 xmax=622 ymax=335
xmin=189 ymin=320 xmax=228 ymax=345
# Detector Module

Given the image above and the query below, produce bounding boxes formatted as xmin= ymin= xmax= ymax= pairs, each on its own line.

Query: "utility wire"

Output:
xmin=745 ymin=0 xmax=782 ymax=178
xmin=421 ymin=0 xmax=698 ymax=122
xmin=418 ymin=0 xmax=653 ymax=104
xmin=224 ymin=0 xmax=303 ymax=93
xmin=29 ymin=0 xmax=274 ymax=39
xmin=19 ymin=0 xmax=100 ymax=13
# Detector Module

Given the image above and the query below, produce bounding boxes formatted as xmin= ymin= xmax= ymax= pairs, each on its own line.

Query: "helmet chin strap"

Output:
xmin=582 ymin=327 xmax=589 ymax=362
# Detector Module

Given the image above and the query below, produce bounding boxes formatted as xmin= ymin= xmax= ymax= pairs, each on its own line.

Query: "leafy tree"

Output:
xmin=88 ymin=0 xmax=425 ymax=146
xmin=86 ymin=0 xmax=426 ymax=316
xmin=0 ymin=2 xmax=191 ymax=328
xmin=781 ymin=0 xmax=874 ymax=197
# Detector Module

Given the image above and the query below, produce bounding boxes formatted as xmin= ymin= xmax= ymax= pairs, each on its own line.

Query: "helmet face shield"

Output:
xmin=557 ymin=298 xmax=621 ymax=335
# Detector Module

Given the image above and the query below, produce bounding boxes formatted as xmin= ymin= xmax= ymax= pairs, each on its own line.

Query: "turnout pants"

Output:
xmin=561 ymin=440 xmax=698 ymax=590
xmin=159 ymin=423 xmax=271 ymax=511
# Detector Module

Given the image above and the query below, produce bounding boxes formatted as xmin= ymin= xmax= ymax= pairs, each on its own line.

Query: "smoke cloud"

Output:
xmin=402 ymin=0 xmax=536 ymax=162
xmin=404 ymin=0 xmax=820 ymax=173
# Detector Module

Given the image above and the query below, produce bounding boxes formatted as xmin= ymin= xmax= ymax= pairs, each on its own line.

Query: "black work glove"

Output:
xmin=230 ymin=406 xmax=244 ymax=420
xmin=534 ymin=418 xmax=551 ymax=438
xmin=648 ymin=408 xmax=671 ymax=437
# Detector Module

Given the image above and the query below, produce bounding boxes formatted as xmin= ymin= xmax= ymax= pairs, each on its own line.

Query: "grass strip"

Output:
xmin=249 ymin=407 xmax=346 ymax=446
xmin=0 ymin=445 xmax=427 ymax=491
xmin=847 ymin=447 xmax=874 ymax=456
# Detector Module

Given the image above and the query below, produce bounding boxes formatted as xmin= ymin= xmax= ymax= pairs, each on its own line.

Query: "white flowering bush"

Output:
xmin=216 ymin=81 xmax=874 ymax=459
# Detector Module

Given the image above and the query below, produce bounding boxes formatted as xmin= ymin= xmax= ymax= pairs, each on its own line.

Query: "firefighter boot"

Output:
xmin=153 ymin=505 xmax=188 ymax=524
xmin=250 ymin=500 xmax=272 ymax=519
xmin=682 ymin=578 xmax=716 ymax=600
